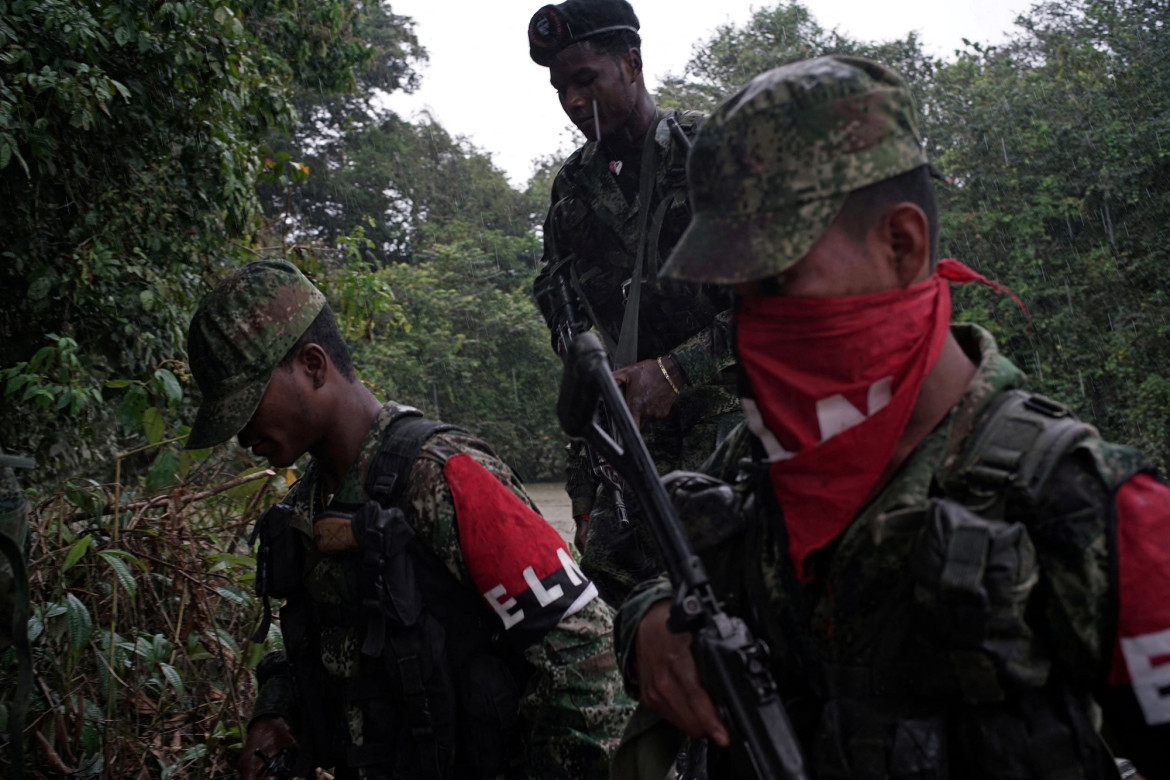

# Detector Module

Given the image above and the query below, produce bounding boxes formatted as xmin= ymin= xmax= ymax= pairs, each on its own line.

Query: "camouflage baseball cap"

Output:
xmin=661 ymin=56 xmax=930 ymax=284
xmin=528 ymin=0 xmax=639 ymax=67
xmin=185 ymin=260 xmax=325 ymax=450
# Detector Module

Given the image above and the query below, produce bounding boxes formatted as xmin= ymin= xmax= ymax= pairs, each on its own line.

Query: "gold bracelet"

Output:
xmin=657 ymin=356 xmax=680 ymax=395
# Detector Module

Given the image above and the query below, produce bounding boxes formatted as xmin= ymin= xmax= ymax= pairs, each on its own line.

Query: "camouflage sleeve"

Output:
xmin=402 ymin=430 xmax=524 ymax=586
xmin=521 ymin=597 xmax=637 ymax=778
xmin=532 ymin=163 xmax=576 ymax=337
xmin=613 ymin=575 xmax=674 ymax=700
xmin=565 ymin=440 xmax=598 ymax=518
xmin=407 ymin=431 xmax=636 ymax=775
xmin=669 ymin=308 xmax=735 ymax=389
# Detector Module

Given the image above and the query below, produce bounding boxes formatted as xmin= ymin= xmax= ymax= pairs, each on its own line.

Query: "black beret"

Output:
xmin=528 ymin=0 xmax=640 ymax=67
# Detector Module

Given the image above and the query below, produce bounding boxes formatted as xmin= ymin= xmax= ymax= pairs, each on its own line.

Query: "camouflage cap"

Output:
xmin=661 ymin=56 xmax=930 ymax=284
xmin=528 ymin=0 xmax=639 ymax=67
xmin=185 ymin=260 xmax=325 ymax=450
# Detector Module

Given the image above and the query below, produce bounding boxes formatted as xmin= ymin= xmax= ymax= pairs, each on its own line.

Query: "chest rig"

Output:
xmin=252 ymin=409 xmax=529 ymax=780
xmin=732 ymin=389 xmax=1148 ymax=780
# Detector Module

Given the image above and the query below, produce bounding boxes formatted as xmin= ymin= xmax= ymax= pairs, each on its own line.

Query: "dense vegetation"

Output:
xmin=0 ymin=0 xmax=1165 ymax=775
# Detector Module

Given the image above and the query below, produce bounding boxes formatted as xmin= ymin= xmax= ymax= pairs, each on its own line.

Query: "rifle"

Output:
xmin=553 ymin=273 xmax=630 ymax=527
xmin=557 ymin=332 xmax=809 ymax=780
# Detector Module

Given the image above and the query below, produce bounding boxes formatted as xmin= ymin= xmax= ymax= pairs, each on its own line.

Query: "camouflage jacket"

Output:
xmin=532 ymin=107 xmax=739 ymax=516
xmin=616 ymin=325 xmax=1165 ymax=778
xmin=252 ymin=403 xmax=633 ymax=778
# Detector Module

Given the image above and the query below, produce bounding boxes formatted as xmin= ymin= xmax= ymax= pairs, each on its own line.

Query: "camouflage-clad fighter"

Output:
xmin=184 ymin=260 xmax=633 ymax=780
xmin=614 ymin=57 xmax=1170 ymax=778
xmin=528 ymin=0 xmax=740 ymax=607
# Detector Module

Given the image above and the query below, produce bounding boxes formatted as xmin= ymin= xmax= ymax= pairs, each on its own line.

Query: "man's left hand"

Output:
xmin=613 ymin=356 xmax=682 ymax=430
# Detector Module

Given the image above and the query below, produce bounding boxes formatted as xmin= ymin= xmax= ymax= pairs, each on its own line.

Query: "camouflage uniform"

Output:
xmin=615 ymin=324 xmax=1162 ymax=777
xmin=250 ymin=404 xmax=633 ymax=779
xmin=184 ymin=261 xmax=635 ymax=779
xmin=532 ymin=106 xmax=740 ymax=607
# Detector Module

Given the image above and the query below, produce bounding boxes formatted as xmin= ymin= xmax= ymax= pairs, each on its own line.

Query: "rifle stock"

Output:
xmin=557 ymin=332 xmax=810 ymax=780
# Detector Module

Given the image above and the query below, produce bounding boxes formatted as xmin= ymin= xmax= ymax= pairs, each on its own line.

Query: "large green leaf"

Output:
xmin=65 ymin=592 xmax=93 ymax=653
xmin=96 ymin=550 xmax=139 ymax=598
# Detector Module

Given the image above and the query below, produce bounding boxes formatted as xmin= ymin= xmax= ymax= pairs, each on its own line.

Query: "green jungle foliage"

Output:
xmin=0 ymin=0 xmax=1167 ymax=775
xmin=659 ymin=0 xmax=1170 ymax=470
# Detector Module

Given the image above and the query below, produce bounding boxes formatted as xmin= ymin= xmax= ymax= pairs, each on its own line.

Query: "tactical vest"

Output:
xmin=543 ymin=109 xmax=730 ymax=364
xmin=689 ymin=390 xmax=1152 ymax=779
xmin=252 ymin=409 xmax=530 ymax=780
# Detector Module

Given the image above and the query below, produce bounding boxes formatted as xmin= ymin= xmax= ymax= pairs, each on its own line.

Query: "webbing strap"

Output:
xmin=365 ymin=412 xmax=462 ymax=510
xmin=357 ymin=411 xmax=460 ymax=780
xmin=614 ymin=113 xmax=665 ymax=368
xmin=945 ymin=389 xmax=1095 ymax=518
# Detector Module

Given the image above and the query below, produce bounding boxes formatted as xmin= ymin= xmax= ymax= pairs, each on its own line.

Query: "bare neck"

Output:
xmin=607 ymin=89 xmax=657 ymax=153
xmin=879 ymin=329 xmax=978 ymax=487
xmin=310 ymin=382 xmax=384 ymax=489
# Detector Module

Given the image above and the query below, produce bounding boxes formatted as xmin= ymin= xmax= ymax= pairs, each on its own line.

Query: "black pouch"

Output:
xmin=252 ymin=502 xmax=304 ymax=600
xmin=910 ymin=499 xmax=1048 ymax=703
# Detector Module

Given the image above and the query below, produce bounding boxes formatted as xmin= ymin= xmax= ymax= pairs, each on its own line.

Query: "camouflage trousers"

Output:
xmin=580 ymin=410 xmax=741 ymax=608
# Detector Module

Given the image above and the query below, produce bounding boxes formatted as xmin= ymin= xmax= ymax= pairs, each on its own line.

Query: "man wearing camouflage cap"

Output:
xmin=613 ymin=57 xmax=1170 ymax=778
xmin=186 ymin=260 xmax=633 ymax=779
xmin=528 ymin=0 xmax=741 ymax=609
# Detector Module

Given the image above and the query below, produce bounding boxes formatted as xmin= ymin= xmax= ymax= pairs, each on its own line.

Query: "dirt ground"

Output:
xmin=525 ymin=481 xmax=574 ymax=546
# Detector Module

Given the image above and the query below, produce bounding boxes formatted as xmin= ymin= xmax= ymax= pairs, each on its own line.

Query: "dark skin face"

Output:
xmin=235 ymin=343 xmax=382 ymax=486
xmin=548 ymin=40 xmax=656 ymax=147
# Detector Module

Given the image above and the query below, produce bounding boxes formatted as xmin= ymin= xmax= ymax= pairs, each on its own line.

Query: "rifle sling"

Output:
xmin=614 ymin=113 xmax=665 ymax=369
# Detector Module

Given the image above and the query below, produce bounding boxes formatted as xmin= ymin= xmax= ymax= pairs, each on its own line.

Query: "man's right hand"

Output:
xmin=239 ymin=716 xmax=297 ymax=779
xmin=635 ymin=599 xmax=731 ymax=746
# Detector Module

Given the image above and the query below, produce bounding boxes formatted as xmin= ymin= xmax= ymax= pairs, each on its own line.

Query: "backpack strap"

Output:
xmin=365 ymin=411 xmax=464 ymax=510
xmin=941 ymin=389 xmax=1097 ymax=519
xmin=356 ymin=411 xmax=467 ymax=779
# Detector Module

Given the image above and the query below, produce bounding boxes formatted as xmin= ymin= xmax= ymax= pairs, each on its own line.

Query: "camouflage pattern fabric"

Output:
xmin=661 ymin=56 xmax=931 ymax=285
xmin=614 ymin=325 xmax=1153 ymax=778
xmin=254 ymin=402 xmax=634 ymax=778
xmin=185 ymin=259 xmax=326 ymax=449
xmin=532 ymin=107 xmax=741 ymax=606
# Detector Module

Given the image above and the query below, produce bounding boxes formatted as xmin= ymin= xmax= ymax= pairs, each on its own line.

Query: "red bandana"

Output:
xmin=737 ymin=271 xmax=952 ymax=582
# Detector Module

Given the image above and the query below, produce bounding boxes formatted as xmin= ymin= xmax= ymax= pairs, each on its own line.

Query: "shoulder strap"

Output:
xmin=942 ymin=389 xmax=1097 ymax=518
xmin=613 ymin=111 xmax=666 ymax=368
xmin=365 ymin=412 xmax=463 ymax=510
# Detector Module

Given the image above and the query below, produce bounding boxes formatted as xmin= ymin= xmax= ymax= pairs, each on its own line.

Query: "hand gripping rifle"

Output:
xmin=554 ymin=273 xmax=631 ymax=526
xmin=557 ymin=332 xmax=809 ymax=780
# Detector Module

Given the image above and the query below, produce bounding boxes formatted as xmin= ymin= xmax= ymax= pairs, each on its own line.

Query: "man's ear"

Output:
xmin=297 ymin=343 xmax=329 ymax=390
xmin=622 ymin=47 xmax=643 ymax=82
xmin=884 ymin=202 xmax=931 ymax=287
